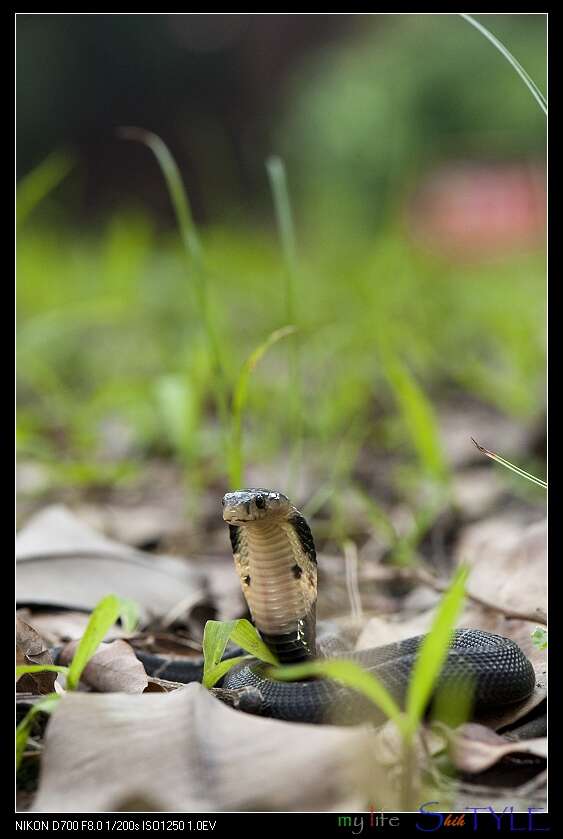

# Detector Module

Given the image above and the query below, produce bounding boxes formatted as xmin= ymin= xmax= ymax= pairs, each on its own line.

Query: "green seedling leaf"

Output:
xmin=531 ymin=627 xmax=547 ymax=650
xmin=203 ymin=656 xmax=251 ymax=689
xmin=271 ymin=658 xmax=406 ymax=734
xmin=471 ymin=438 xmax=547 ymax=489
xmin=202 ymin=619 xmax=279 ymax=688
xmin=16 ymin=693 xmax=61 ymax=769
xmin=405 ymin=564 xmax=469 ymax=739
xmin=66 ymin=594 xmax=122 ymax=690
xmin=229 ymin=620 xmax=279 ymax=664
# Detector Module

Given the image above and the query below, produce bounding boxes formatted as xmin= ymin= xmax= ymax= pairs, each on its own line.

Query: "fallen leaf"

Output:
xmin=16 ymin=506 xmax=207 ymax=624
xmin=58 ymin=640 xmax=148 ymax=694
xmin=16 ymin=617 xmax=56 ymax=695
xmin=34 ymin=684 xmax=384 ymax=812
xmin=144 ymin=677 xmax=185 ymax=692
xmin=456 ymin=515 xmax=546 ymax=622
xmin=436 ymin=722 xmax=547 ymax=773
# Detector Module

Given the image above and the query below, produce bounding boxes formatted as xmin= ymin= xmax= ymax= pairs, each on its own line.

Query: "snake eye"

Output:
xmin=255 ymin=494 xmax=266 ymax=510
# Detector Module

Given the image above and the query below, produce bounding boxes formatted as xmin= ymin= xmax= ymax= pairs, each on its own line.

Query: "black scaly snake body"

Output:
xmin=141 ymin=489 xmax=536 ymax=725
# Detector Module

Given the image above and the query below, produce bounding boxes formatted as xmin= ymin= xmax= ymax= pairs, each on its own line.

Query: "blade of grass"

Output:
xmin=383 ymin=352 xmax=449 ymax=486
xmin=271 ymin=658 xmax=407 ymax=734
xmin=266 ymin=156 xmax=303 ymax=491
xmin=17 ymin=150 xmax=74 ymax=227
xmin=66 ymin=594 xmax=123 ymax=690
xmin=118 ymin=128 xmax=229 ymax=433
xmin=16 ymin=693 xmax=60 ymax=769
xmin=471 ymin=437 xmax=547 ymax=489
xmin=202 ymin=618 xmax=278 ymax=688
xmin=228 ymin=325 xmax=296 ymax=487
xmin=460 ymin=14 xmax=547 ymax=116
xmin=404 ymin=564 xmax=469 ymax=740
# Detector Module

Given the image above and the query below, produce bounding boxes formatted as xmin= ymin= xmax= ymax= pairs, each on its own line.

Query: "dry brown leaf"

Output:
xmin=16 ymin=505 xmax=207 ymax=623
xmin=58 ymin=640 xmax=148 ymax=694
xmin=437 ymin=722 xmax=547 ymax=773
xmin=34 ymin=684 xmax=385 ymax=812
xmin=456 ymin=515 xmax=546 ymax=620
xmin=144 ymin=676 xmax=185 ymax=692
xmin=16 ymin=617 xmax=56 ymax=695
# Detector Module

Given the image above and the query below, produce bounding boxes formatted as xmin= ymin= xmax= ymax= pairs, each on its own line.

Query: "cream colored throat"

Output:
xmin=242 ymin=521 xmax=316 ymax=637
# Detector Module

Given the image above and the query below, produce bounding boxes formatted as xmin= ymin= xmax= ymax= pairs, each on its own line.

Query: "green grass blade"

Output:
xmin=16 ymin=665 xmax=69 ymax=678
xmin=271 ymin=658 xmax=406 ymax=733
xmin=471 ymin=438 xmax=547 ymax=489
xmin=405 ymin=564 xmax=469 ymax=739
xmin=266 ymin=156 xmax=303 ymax=490
xmin=118 ymin=128 xmax=203 ymax=266
xmin=17 ymin=151 xmax=74 ymax=227
xmin=118 ymin=127 xmax=229 ymax=432
xmin=383 ymin=352 xmax=449 ymax=485
xmin=16 ymin=693 xmax=61 ymax=769
xmin=66 ymin=594 xmax=122 ymax=690
xmin=228 ymin=325 xmax=297 ymax=487
xmin=460 ymin=14 xmax=547 ymax=115
xmin=202 ymin=619 xmax=279 ymax=688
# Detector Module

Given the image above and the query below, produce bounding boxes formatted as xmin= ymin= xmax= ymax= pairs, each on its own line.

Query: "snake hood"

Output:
xmin=222 ymin=488 xmax=317 ymax=663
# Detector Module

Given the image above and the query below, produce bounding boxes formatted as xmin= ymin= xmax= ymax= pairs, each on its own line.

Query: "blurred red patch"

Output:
xmin=409 ymin=162 xmax=546 ymax=260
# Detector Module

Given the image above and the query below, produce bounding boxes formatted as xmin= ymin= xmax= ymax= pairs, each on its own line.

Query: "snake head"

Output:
xmin=222 ymin=489 xmax=291 ymax=524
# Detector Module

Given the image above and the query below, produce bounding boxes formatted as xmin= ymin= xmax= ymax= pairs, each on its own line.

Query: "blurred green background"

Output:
xmin=16 ymin=14 xmax=546 ymax=536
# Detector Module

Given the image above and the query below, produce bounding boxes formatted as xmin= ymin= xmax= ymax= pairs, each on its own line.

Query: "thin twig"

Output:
xmin=343 ymin=539 xmax=363 ymax=623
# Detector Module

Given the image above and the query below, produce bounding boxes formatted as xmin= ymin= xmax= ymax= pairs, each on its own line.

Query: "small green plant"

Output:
xmin=531 ymin=626 xmax=547 ymax=650
xmin=16 ymin=594 xmax=138 ymax=768
xmin=202 ymin=618 xmax=279 ymax=688
xmin=228 ymin=325 xmax=296 ymax=487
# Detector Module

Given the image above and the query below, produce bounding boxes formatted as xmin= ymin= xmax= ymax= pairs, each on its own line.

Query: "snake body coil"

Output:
xmin=220 ymin=489 xmax=535 ymax=725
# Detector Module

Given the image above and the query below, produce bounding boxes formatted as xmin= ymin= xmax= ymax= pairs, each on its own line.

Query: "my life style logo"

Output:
xmin=416 ymin=802 xmax=549 ymax=832
xmin=336 ymin=803 xmax=549 ymax=832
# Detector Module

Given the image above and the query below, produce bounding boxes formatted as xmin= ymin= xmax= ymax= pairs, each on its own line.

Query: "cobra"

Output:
xmin=218 ymin=488 xmax=536 ymax=725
